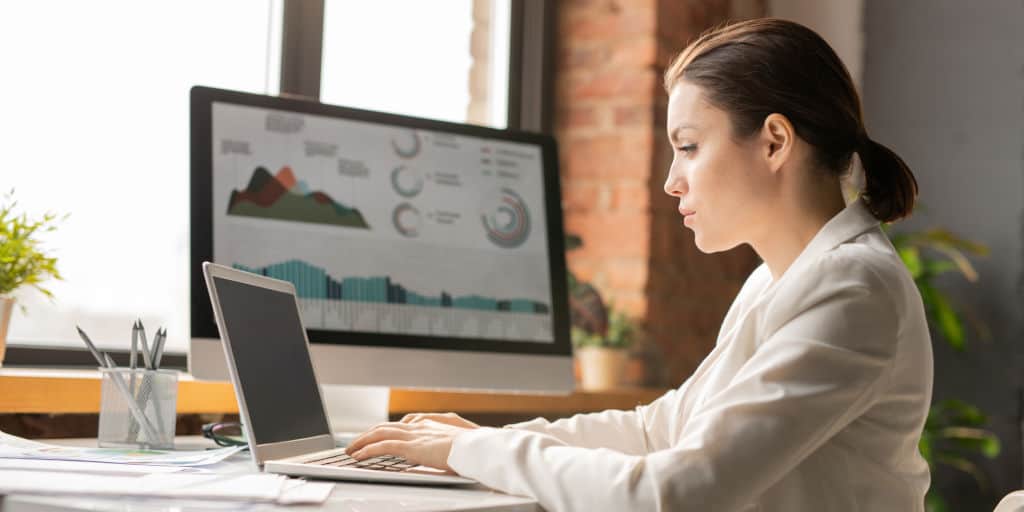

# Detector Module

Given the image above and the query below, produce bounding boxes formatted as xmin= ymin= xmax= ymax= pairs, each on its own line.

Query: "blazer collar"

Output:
xmin=771 ymin=197 xmax=881 ymax=287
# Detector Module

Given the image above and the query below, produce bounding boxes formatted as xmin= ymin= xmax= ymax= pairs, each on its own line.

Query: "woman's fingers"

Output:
xmin=350 ymin=440 xmax=410 ymax=461
xmin=400 ymin=412 xmax=479 ymax=429
xmin=346 ymin=420 xmax=465 ymax=471
xmin=346 ymin=425 xmax=413 ymax=454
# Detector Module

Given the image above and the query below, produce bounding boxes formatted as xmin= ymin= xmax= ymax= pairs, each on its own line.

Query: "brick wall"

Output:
xmin=554 ymin=0 xmax=764 ymax=385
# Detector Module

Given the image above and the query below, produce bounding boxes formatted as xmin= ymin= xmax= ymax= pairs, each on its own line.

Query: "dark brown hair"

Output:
xmin=664 ymin=18 xmax=917 ymax=222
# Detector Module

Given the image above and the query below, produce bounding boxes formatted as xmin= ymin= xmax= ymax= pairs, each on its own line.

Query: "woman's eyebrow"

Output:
xmin=669 ymin=124 xmax=698 ymax=142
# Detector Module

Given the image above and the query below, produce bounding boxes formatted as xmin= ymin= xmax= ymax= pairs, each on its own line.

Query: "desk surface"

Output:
xmin=0 ymin=368 xmax=667 ymax=416
xmin=0 ymin=436 xmax=540 ymax=512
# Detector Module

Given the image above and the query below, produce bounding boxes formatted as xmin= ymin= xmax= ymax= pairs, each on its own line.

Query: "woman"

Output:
xmin=346 ymin=18 xmax=933 ymax=511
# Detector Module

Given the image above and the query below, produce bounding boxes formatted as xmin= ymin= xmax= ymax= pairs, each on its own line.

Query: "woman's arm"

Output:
xmin=447 ymin=257 xmax=903 ymax=511
xmin=499 ymin=387 xmax=679 ymax=455
xmin=499 ymin=264 xmax=770 ymax=454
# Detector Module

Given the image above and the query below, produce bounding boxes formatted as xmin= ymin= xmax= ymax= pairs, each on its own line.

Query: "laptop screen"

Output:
xmin=212 ymin=276 xmax=331 ymax=444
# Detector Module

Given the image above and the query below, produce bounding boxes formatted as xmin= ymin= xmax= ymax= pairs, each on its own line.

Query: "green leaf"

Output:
xmin=925 ymin=491 xmax=948 ymax=512
xmin=931 ymin=292 xmax=966 ymax=350
xmin=919 ymin=430 xmax=933 ymax=465
xmin=936 ymin=399 xmax=987 ymax=426
xmin=899 ymin=247 xmax=923 ymax=278
xmin=922 ymin=260 xmax=957 ymax=277
xmin=917 ymin=229 xmax=990 ymax=256
xmin=940 ymin=427 xmax=1001 ymax=458
xmin=0 ymin=190 xmax=65 ymax=297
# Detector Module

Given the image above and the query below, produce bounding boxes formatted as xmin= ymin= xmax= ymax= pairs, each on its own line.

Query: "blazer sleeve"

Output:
xmin=498 ymin=265 xmax=772 ymax=455
xmin=502 ymin=387 xmax=683 ymax=455
xmin=447 ymin=256 xmax=902 ymax=512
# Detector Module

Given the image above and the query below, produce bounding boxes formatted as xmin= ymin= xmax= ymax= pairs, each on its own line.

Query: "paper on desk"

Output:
xmin=0 ymin=431 xmax=244 ymax=466
xmin=279 ymin=478 xmax=335 ymax=505
xmin=0 ymin=470 xmax=333 ymax=505
xmin=0 ymin=458 xmax=192 ymax=474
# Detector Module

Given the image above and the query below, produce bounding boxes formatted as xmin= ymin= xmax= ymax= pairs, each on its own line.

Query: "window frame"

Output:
xmin=4 ymin=0 xmax=553 ymax=368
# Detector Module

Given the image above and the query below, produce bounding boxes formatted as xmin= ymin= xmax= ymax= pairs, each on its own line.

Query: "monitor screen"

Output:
xmin=191 ymin=87 xmax=570 ymax=357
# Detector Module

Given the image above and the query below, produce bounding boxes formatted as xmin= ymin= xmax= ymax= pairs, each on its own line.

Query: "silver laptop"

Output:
xmin=202 ymin=262 xmax=474 ymax=485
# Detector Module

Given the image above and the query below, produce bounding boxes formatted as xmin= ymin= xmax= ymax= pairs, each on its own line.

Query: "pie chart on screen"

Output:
xmin=480 ymin=188 xmax=530 ymax=249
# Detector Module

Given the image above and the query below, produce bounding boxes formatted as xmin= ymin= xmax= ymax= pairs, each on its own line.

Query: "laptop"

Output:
xmin=202 ymin=261 xmax=475 ymax=485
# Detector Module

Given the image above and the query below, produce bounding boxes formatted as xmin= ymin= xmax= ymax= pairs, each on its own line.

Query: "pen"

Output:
xmin=102 ymin=353 xmax=161 ymax=442
xmin=130 ymin=321 xmax=138 ymax=371
xmin=138 ymin=319 xmax=152 ymax=370
xmin=75 ymin=325 xmax=161 ymax=443
xmin=75 ymin=326 xmax=108 ymax=368
xmin=130 ymin=322 xmax=139 ymax=392
xmin=152 ymin=328 xmax=166 ymax=370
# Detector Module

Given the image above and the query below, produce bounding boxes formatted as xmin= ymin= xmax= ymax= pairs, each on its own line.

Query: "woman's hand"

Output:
xmin=398 ymin=412 xmax=480 ymax=429
xmin=345 ymin=413 xmax=480 ymax=472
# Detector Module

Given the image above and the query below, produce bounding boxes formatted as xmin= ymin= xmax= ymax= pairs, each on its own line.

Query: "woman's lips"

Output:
xmin=679 ymin=208 xmax=695 ymax=226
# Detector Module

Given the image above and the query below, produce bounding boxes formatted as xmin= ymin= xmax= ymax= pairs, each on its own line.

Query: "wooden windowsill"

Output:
xmin=0 ymin=369 xmax=667 ymax=416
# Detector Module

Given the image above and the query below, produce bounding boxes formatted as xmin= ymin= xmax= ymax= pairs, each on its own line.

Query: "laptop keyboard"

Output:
xmin=309 ymin=452 xmax=415 ymax=472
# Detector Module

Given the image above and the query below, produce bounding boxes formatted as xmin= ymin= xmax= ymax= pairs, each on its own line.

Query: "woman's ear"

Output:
xmin=760 ymin=113 xmax=794 ymax=174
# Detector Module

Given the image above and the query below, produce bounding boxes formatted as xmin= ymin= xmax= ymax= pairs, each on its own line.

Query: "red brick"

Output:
xmin=562 ymin=180 xmax=612 ymax=213
xmin=559 ymin=44 xmax=612 ymax=70
xmin=603 ymin=289 xmax=648 ymax=318
xmin=605 ymin=259 xmax=649 ymax=291
xmin=564 ymin=211 xmax=651 ymax=259
xmin=555 ymin=105 xmax=599 ymax=130
xmin=553 ymin=0 xmax=765 ymax=387
xmin=613 ymin=103 xmax=652 ymax=127
xmin=610 ymin=37 xmax=659 ymax=68
xmin=571 ymin=69 xmax=659 ymax=100
xmin=610 ymin=180 xmax=650 ymax=211
xmin=566 ymin=256 xmax=598 ymax=283
xmin=563 ymin=8 xmax=656 ymax=41
xmin=561 ymin=132 xmax=653 ymax=180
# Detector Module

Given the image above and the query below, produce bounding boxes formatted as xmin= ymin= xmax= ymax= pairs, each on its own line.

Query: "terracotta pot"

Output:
xmin=0 ymin=296 xmax=13 ymax=367
xmin=576 ymin=346 xmax=628 ymax=391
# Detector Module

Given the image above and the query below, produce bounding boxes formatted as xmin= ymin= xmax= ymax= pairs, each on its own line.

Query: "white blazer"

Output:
xmin=448 ymin=198 xmax=934 ymax=511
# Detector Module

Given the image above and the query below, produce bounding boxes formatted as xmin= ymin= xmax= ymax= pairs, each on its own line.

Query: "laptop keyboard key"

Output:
xmin=312 ymin=455 xmax=350 ymax=465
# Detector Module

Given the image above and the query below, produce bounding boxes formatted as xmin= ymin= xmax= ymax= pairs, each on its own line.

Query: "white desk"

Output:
xmin=0 ymin=437 xmax=540 ymax=512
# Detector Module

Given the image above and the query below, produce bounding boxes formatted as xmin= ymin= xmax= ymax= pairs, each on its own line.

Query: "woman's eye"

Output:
xmin=678 ymin=144 xmax=697 ymax=154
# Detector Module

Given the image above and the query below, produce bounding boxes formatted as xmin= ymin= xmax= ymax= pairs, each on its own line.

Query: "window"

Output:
xmin=2 ymin=0 xmax=281 ymax=353
xmin=320 ymin=0 xmax=510 ymax=127
xmin=2 ymin=1 xmax=523 ymax=359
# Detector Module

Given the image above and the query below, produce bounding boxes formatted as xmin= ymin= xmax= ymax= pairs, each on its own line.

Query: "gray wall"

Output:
xmin=863 ymin=1 xmax=1024 ymax=508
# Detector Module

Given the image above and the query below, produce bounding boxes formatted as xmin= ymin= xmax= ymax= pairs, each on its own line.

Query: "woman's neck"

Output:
xmin=753 ymin=181 xmax=847 ymax=283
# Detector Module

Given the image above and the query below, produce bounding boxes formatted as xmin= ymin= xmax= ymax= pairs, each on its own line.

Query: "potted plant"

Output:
xmin=889 ymin=226 xmax=998 ymax=512
xmin=0 ymin=190 xmax=64 ymax=366
xmin=573 ymin=309 xmax=637 ymax=391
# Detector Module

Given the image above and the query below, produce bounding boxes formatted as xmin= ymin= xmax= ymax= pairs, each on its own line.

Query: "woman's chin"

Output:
xmin=693 ymin=235 xmax=714 ymax=254
xmin=693 ymin=234 xmax=730 ymax=254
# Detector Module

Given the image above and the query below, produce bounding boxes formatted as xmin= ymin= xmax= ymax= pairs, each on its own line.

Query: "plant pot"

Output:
xmin=0 ymin=296 xmax=13 ymax=367
xmin=576 ymin=346 xmax=628 ymax=391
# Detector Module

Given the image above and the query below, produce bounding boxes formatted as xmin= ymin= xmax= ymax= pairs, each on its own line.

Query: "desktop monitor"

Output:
xmin=189 ymin=86 xmax=573 ymax=394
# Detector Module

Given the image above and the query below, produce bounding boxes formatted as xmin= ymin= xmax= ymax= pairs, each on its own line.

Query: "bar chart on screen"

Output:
xmin=233 ymin=259 xmax=552 ymax=341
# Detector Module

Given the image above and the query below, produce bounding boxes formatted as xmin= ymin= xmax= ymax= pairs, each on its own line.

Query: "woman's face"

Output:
xmin=663 ymin=80 xmax=774 ymax=253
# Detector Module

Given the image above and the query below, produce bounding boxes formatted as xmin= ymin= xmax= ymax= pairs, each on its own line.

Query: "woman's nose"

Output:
xmin=663 ymin=168 xmax=686 ymax=198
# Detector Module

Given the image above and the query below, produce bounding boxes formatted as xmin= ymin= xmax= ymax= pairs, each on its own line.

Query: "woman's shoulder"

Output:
xmin=829 ymin=230 xmax=914 ymax=295
xmin=769 ymin=230 xmax=914 ymax=327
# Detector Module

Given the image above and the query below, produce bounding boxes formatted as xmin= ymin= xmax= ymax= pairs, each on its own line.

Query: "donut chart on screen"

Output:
xmin=481 ymin=188 xmax=531 ymax=249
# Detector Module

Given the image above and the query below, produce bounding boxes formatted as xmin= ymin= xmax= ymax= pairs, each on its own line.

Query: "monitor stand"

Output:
xmin=320 ymin=384 xmax=390 ymax=446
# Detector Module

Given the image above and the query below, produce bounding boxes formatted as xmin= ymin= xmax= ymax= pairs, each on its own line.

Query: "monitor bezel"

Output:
xmin=190 ymin=85 xmax=572 ymax=357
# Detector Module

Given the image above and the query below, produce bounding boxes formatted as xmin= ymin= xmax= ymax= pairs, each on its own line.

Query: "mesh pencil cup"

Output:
xmin=98 ymin=368 xmax=177 ymax=450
